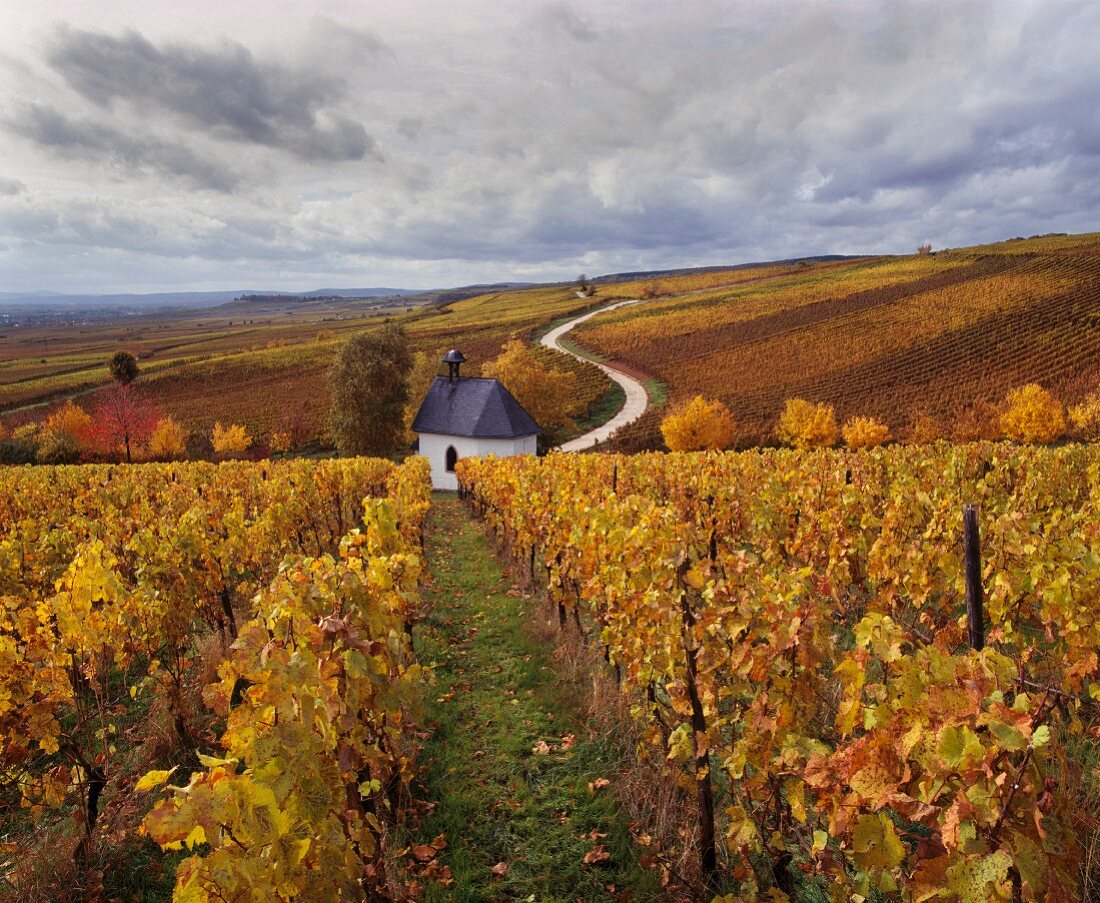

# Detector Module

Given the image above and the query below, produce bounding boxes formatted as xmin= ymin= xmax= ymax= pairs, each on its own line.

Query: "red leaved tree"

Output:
xmin=91 ymin=383 xmax=159 ymax=463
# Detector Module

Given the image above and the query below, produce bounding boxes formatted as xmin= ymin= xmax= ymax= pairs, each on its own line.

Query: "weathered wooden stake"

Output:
xmin=963 ymin=504 xmax=984 ymax=651
xmin=679 ymin=591 xmax=718 ymax=889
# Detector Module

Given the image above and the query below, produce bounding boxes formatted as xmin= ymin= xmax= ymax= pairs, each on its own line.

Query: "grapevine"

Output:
xmin=458 ymin=444 xmax=1095 ymax=899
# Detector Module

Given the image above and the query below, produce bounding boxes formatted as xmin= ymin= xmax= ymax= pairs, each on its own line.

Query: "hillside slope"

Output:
xmin=5 ymin=232 xmax=1100 ymax=451
xmin=0 ymin=284 xmax=633 ymax=446
xmin=571 ymin=232 xmax=1100 ymax=447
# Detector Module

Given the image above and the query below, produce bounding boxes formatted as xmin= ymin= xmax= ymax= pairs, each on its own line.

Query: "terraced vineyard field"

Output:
xmin=572 ymin=233 xmax=1100 ymax=447
xmin=0 ymin=268 xmax=754 ymax=448
xmin=7 ymin=232 xmax=1100 ymax=453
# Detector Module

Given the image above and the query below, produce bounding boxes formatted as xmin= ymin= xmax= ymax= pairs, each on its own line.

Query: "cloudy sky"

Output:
xmin=0 ymin=0 xmax=1098 ymax=294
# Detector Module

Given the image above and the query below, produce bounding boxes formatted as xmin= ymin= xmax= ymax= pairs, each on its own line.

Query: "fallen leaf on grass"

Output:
xmin=588 ymin=778 xmax=611 ymax=794
xmin=411 ymin=844 xmax=437 ymax=862
xmin=421 ymin=861 xmax=453 ymax=887
xmin=532 ymin=740 xmax=551 ymax=755
xmin=559 ymin=733 xmax=576 ymax=751
xmin=489 ymin=861 xmax=509 ymax=878
xmin=583 ymin=845 xmax=611 ymax=865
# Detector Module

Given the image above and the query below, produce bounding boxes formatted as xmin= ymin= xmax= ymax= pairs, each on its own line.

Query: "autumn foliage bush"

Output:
xmin=482 ymin=340 xmax=579 ymax=437
xmin=37 ymin=400 xmax=95 ymax=463
xmin=776 ymin=398 xmax=838 ymax=448
xmin=660 ymin=395 xmax=735 ymax=451
xmin=1069 ymin=391 xmax=1100 ymax=440
xmin=268 ymin=430 xmax=292 ymax=454
xmin=841 ymin=416 xmax=891 ymax=449
xmin=211 ymin=422 xmax=252 ymax=456
xmin=146 ymin=417 xmax=187 ymax=460
xmin=999 ymin=384 xmax=1066 ymax=443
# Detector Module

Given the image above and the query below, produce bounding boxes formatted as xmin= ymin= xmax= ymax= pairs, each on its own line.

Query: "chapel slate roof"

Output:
xmin=412 ymin=377 xmax=541 ymax=439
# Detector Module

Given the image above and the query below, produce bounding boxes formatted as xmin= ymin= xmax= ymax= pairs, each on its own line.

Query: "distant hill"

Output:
xmin=0 ymin=287 xmax=422 ymax=311
xmin=0 ymin=283 xmax=549 ymax=317
xmin=592 ymin=255 xmax=863 ymax=284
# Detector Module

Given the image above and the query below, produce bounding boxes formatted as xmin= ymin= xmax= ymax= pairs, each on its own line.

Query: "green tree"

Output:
xmin=328 ymin=323 xmax=413 ymax=456
xmin=108 ymin=350 xmax=139 ymax=385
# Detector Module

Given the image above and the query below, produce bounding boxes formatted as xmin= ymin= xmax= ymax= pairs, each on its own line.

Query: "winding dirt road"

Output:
xmin=539 ymin=299 xmax=649 ymax=452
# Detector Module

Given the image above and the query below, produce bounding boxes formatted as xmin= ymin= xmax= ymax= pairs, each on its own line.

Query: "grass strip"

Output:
xmin=409 ymin=495 xmax=665 ymax=902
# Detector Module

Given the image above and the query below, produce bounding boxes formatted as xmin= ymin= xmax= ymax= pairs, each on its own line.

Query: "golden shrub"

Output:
xmin=12 ymin=422 xmax=39 ymax=443
xmin=147 ymin=417 xmax=187 ymax=460
xmin=1069 ymin=393 xmax=1100 ymax=441
xmin=841 ymin=416 xmax=891 ymax=449
xmin=404 ymin=350 xmax=444 ymax=442
xmin=999 ymin=384 xmax=1065 ymax=444
xmin=211 ymin=422 xmax=252 ymax=455
xmin=776 ymin=398 xmax=838 ymax=449
xmin=43 ymin=400 xmax=93 ymax=441
xmin=482 ymin=340 xmax=579 ymax=434
xmin=269 ymin=431 xmax=292 ymax=454
xmin=37 ymin=401 xmax=93 ymax=463
xmin=660 ymin=395 xmax=736 ymax=451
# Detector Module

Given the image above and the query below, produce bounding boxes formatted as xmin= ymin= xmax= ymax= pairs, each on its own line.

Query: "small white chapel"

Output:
xmin=411 ymin=349 xmax=541 ymax=490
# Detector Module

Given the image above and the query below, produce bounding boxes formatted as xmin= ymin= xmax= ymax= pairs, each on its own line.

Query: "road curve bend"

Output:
xmin=539 ymin=299 xmax=649 ymax=452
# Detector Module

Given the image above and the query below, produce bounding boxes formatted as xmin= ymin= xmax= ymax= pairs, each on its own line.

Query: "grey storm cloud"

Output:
xmin=1 ymin=0 xmax=1099 ymax=294
xmin=5 ymin=103 xmax=240 ymax=191
xmin=46 ymin=26 xmax=376 ymax=162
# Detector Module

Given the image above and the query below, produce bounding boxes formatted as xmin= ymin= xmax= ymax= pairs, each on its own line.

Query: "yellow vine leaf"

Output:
xmin=135 ymin=768 xmax=177 ymax=793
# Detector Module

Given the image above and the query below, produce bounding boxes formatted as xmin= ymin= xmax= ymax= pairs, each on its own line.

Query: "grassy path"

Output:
xmin=408 ymin=494 xmax=664 ymax=901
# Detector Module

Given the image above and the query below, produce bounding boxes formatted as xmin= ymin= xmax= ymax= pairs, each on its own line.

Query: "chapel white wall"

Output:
xmin=418 ymin=432 xmax=537 ymax=490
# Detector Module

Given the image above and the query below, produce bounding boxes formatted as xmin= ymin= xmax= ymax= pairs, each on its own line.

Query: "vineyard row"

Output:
xmin=457 ymin=445 xmax=1099 ymax=900
xmin=0 ymin=456 xmax=432 ymax=899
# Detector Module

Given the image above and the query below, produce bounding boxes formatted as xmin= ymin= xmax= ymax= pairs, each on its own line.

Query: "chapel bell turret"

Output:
xmin=443 ymin=349 xmax=466 ymax=382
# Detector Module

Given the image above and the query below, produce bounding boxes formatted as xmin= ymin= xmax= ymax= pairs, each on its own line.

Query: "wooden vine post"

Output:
xmin=963 ymin=504 xmax=984 ymax=651
xmin=965 ymin=502 xmax=1027 ymax=901
xmin=678 ymin=563 xmax=718 ymax=890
